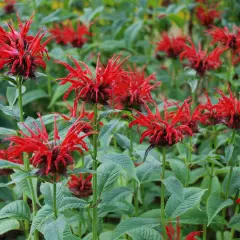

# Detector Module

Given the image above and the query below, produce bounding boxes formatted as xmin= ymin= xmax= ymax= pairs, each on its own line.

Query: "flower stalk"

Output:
xmin=161 ymin=147 xmax=166 ymax=238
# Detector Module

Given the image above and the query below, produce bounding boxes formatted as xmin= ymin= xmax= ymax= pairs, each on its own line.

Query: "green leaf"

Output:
xmin=187 ymin=79 xmax=198 ymax=93
xmin=68 ymin=167 xmax=94 ymax=175
xmin=22 ymin=89 xmax=48 ymax=106
xmin=228 ymin=214 xmax=240 ymax=230
xmin=124 ymin=20 xmax=143 ymax=48
xmin=100 ymin=153 xmax=138 ymax=183
xmin=223 ymin=167 xmax=240 ymax=196
xmin=41 ymin=9 xmax=76 ymax=24
xmin=224 ymin=144 xmax=234 ymax=164
xmin=163 ymin=176 xmax=184 ymax=201
xmin=6 ymin=87 xmax=18 ymax=106
xmin=165 ymin=188 xmax=206 ymax=218
xmin=59 ymin=197 xmax=89 ymax=212
xmin=101 ymin=187 xmax=132 ymax=205
xmin=0 ymin=200 xmax=31 ymax=221
xmin=169 ymin=159 xmax=187 ymax=185
xmin=207 ymin=195 xmax=233 ymax=226
xmin=114 ymin=133 xmax=130 ymax=149
xmin=112 ymin=218 xmax=160 ymax=240
xmin=0 ymin=127 xmax=17 ymax=136
xmin=0 ymin=103 xmax=20 ymax=120
xmin=97 ymin=163 xmax=121 ymax=196
xmin=29 ymin=205 xmax=53 ymax=237
xmin=40 ymin=182 xmax=64 ymax=208
xmin=79 ymin=6 xmax=104 ymax=24
xmin=48 ymin=84 xmax=70 ymax=108
xmin=0 ymin=219 xmax=20 ymax=234
xmin=179 ymin=207 xmax=208 ymax=225
xmin=128 ymin=227 xmax=162 ymax=240
xmin=98 ymin=119 xmax=119 ymax=140
xmin=0 ymin=160 xmax=22 ymax=170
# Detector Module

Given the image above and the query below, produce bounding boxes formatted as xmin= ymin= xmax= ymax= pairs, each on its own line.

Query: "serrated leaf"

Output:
xmin=169 ymin=159 xmax=187 ymax=185
xmin=207 ymin=195 xmax=233 ymax=226
xmin=0 ymin=103 xmax=20 ymax=120
xmin=100 ymin=153 xmax=138 ymax=183
xmin=165 ymin=188 xmax=206 ymax=218
xmin=101 ymin=187 xmax=132 ymax=205
xmin=112 ymin=218 xmax=160 ymax=240
xmin=29 ymin=205 xmax=53 ymax=237
xmin=0 ymin=200 xmax=30 ymax=221
xmin=224 ymin=144 xmax=234 ymax=164
xmin=98 ymin=119 xmax=119 ymax=141
xmin=0 ymin=219 xmax=20 ymax=234
xmin=228 ymin=214 xmax=240 ymax=230
xmin=0 ymin=127 xmax=17 ymax=136
xmin=0 ymin=160 xmax=22 ymax=170
xmin=22 ymin=89 xmax=48 ymax=106
xmin=163 ymin=176 xmax=184 ymax=201
xmin=97 ymin=163 xmax=121 ymax=196
xmin=223 ymin=167 xmax=240 ymax=196
xmin=128 ymin=227 xmax=162 ymax=240
xmin=59 ymin=197 xmax=88 ymax=212
xmin=114 ymin=133 xmax=130 ymax=149
xmin=6 ymin=87 xmax=18 ymax=106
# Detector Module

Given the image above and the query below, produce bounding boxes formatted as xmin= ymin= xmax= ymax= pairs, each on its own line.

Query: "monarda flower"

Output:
xmin=129 ymin=101 xmax=193 ymax=147
xmin=7 ymin=114 xmax=92 ymax=176
xmin=3 ymin=0 xmax=15 ymax=14
xmin=155 ymin=32 xmax=187 ymax=59
xmin=215 ymin=87 xmax=240 ymax=129
xmin=195 ymin=6 xmax=221 ymax=28
xmin=0 ymin=149 xmax=22 ymax=175
xmin=49 ymin=21 xmax=91 ymax=48
xmin=114 ymin=67 xmax=160 ymax=110
xmin=56 ymin=55 xmax=128 ymax=106
xmin=180 ymin=41 xmax=224 ymax=76
xmin=0 ymin=14 xmax=52 ymax=79
xmin=165 ymin=218 xmax=202 ymax=240
xmin=207 ymin=26 xmax=240 ymax=52
xmin=68 ymin=173 xmax=92 ymax=198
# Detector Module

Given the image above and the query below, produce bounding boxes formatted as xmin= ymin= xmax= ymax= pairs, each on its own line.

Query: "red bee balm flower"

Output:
xmin=49 ymin=21 xmax=91 ymax=48
xmin=180 ymin=41 xmax=223 ymax=76
xmin=236 ymin=198 xmax=240 ymax=204
xmin=129 ymin=101 xmax=193 ymax=147
xmin=68 ymin=173 xmax=92 ymax=198
xmin=165 ymin=218 xmax=202 ymax=240
xmin=114 ymin=66 xmax=160 ymax=110
xmin=155 ymin=32 xmax=187 ymax=58
xmin=196 ymin=6 xmax=221 ymax=28
xmin=56 ymin=55 xmax=128 ymax=105
xmin=0 ymin=14 xmax=52 ymax=79
xmin=215 ymin=87 xmax=240 ymax=129
xmin=3 ymin=0 xmax=15 ymax=14
xmin=7 ymin=115 xmax=92 ymax=176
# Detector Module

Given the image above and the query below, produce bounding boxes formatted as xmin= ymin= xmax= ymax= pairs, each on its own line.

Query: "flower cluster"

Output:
xmin=49 ymin=21 xmax=91 ymax=48
xmin=155 ymin=32 xmax=187 ymax=59
xmin=7 ymin=114 xmax=92 ymax=176
xmin=0 ymin=14 xmax=52 ymax=79
xmin=68 ymin=173 xmax=92 ymax=198
xmin=180 ymin=41 xmax=224 ymax=76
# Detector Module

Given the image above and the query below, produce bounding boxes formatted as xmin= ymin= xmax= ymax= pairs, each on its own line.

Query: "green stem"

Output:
xmin=230 ymin=203 xmax=239 ymax=239
xmin=47 ymin=76 xmax=54 ymax=111
xmin=92 ymin=103 xmax=98 ymax=240
xmin=53 ymin=175 xmax=58 ymax=219
xmin=185 ymin=136 xmax=192 ymax=187
xmin=161 ymin=148 xmax=166 ymax=238
xmin=203 ymin=224 xmax=207 ymax=240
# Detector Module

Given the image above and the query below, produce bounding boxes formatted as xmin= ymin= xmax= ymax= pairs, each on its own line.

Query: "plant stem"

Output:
xmin=53 ymin=175 xmax=58 ymax=219
xmin=203 ymin=224 xmax=207 ymax=240
xmin=161 ymin=148 xmax=166 ymax=238
xmin=92 ymin=103 xmax=98 ymax=240
xmin=185 ymin=136 xmax=192 ymax=187
xmin=230 ymin=202 xmax=239 ymax=239
xmin=129 ymin=128 xmax=138 ymax=216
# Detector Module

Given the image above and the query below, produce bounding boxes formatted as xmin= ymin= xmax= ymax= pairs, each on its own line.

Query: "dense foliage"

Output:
xmin=0 ymin=0 xmax=240 ymax=240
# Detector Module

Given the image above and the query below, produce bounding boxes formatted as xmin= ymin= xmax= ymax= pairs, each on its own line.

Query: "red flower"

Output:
xmin=49 ymin=21 xmax=91 ymax=48
xmin=236 ymin=198 xmax=240 ymax=204
xmin=196 ymin=6 xmax=221 ymax=28
xmin=129 ymin=100 xmax=193 ymax=147
xmin=155 ymin=32 xmax=187 ymax=58
xmin=0 ymin=149 xmax=22 ymax=175
xmin=207 ymin=26 xmax=240 ymax=52
xmin=3 ymin=0 xmax=15 ymax=14
xmin=68 ymin=173 xmax=92 ymax=198
xmin=56 ymin=54 xmax=128 ymax=105
xmin=165 ymin=218 xmax=202 ymax=240
xmin=7 ymin=114 xmax=92 ymax=176
xmin=180 ymin=41 xmax=224 ymax=76
xmin=215 ymin=87 xmax=240 ymax=129
xmin=195 ymin=92 xmax=221 ymax=126
xmin=0 ymin=14 xmax=52 ymax=79
xmin=114 ymin=66 xmax=160 ymax=110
